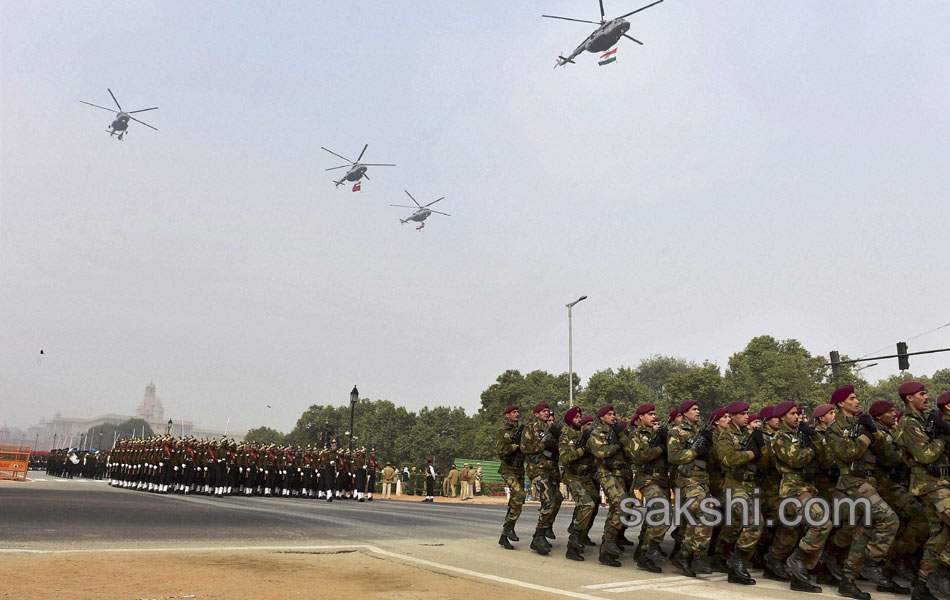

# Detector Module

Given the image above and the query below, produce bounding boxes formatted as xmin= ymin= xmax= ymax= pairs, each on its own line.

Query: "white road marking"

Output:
xmin=0 ymin=544 xmax=609 ymax=600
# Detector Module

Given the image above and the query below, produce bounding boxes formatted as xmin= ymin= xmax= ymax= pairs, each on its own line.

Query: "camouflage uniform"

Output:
xmin=495 ymin=419 xmax=526 ymax=533
xmin=627 ymin=424 xmax=671 ymax=548
xmin=587 ymin=421 xmax=629 ymax=554
xmin=715 ymin=422 xmax=764 ymax=555
xmin=814 ymin=420 xmax=853 ymax=555
xmin=895 ymin=410 xmax=950 ymax=578
xmin=769 ymin=422 xmax=832 ymax=569
xmin=758 ymin=427 xmax=783 ymax=552
xmin=560 ymin=424 xmax=597 ymax=540
xmin=522 ymin=419 xmax=564 ymax=531
xmin=824 ymin=410 xmax=899 ymax=580
xmin=667 ymin=420 xmax=713 ymax=558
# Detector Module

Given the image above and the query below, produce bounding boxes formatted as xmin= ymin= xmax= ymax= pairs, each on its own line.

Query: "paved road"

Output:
xmin=1 ymin=475 xmax=909 ymax=600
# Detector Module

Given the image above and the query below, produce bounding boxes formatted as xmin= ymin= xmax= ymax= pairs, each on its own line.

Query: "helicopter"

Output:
xmin=80 ymin=88 xmax=158 ymax=140
xmin=390 ymin=190 xmax=450 ymax=231
xmin=543 ymin=0 xmax=664 ymax=68
xmin=321 ymin=144 xmax=395 ymax=188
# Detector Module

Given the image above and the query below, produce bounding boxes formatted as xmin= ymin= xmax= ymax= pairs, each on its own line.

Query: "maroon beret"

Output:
xmin=938 ymin=392 xmax=950 ymax=407
xmin=620 ymin=420 xmax=629 ymax=428
xmin=831 ymin=385 xmax=855 ymax=405
xmin=533 ymin=402 xmax=550 ymax=413
xmin=597 ymin=404 xmax=615 ymax=418
xmin=667 ymin=409 xmax=679 ymax=424
xmin=895 ymin=411 xmax=904 ymax=421
xmin=564 ymin=406 xmax=581 ymax=425
xmin=678 ymin=400 xmax=697 ymax=414
xmin=898 ymin=381 xmax=926 ymax=397
xmin=869 ymin=400 xmax=894 ymax=418
xmin=749 ymin=412 xmax=763 ymax=422
xmin=504 ymin=405 xmax=519 ymax=415
xmin=724 ymin=401 xmax=750 ymax=414
xmin=760 ymin=406 xmax=774 ymax=420
xmin=635 ymin=403 xmax=656 ymax=418
xmin=427 ymin=457 xmax=432 ymax=462
xmin=773 ymin=401 xmax=797 ymax=419
xmin=707 ymin=408 xmax=725 ymax=426
xmin=580 ymin=415 xmax=594 ymax=425
xmin=812 ymin=404 xmax=834 ymax=419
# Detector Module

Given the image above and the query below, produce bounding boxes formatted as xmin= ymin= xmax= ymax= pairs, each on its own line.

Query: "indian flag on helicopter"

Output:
xmin=599 ymin=48 xmax=617 ymax=66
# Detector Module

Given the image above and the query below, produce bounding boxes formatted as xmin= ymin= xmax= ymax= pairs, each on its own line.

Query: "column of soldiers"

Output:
xmin=46 ymin=448 xmax=108 ymax=480
xmin=98 ymin=436 xmax=380 ymax=502
xmin=496 ymin=383 xmax=950 ymax=600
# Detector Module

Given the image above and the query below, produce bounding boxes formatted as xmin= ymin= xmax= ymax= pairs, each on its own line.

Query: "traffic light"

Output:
xmin=829 ymin=350 xmax=842 ymax=378
xmin=897 ymin=342 xmax=909 ymax=371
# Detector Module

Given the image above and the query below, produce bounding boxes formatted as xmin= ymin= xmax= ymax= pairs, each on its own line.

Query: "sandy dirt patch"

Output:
xmin=0 ymin=549 xmax=558 ymax=600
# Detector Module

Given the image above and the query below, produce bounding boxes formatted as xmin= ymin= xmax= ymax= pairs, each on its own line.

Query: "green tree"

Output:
xmin=634 ymin=355 xmax=696 ymax=403
xmin=85 ymin=418 xmax=154 ymax=449
xmin=579 ymin=367 xmax=653 ymax=420
xmin=244 ymin=426 xmax=285 ymax=444
xmin=665 ymin=361 xmax=727 ymax=417
xmin=724 ymin=335 xmax=827 ymax=413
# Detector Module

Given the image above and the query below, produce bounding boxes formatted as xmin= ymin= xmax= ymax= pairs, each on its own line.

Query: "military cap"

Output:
xmin=938 ymin=392 xmax=950 ymax=407
xmin=634 ymin=403 xmax=656 ymax=418
xmin=869 ymin=400 xmax=894 ymax=417
xmin=895 ymin=411 xmax=904 ymax=421
xmin=678 ymin=400 xmax=697 ymax=413
xmin=427 ymin=457 xmax=432 ymax=463
xmin=580 ymin=415 xmax=594 ymax=425
xmin=707 ymin=408 xmax=726 ymax=426
xmin=831 ymin=385 xmax=855 ymax=405
xmin=504 ymin=405 xmax=519 ymax=415
xmin=773 ymin=401 xmax=797 ymax=418
xmin=812 ymin=404 xmax=834 ymax=419
xmin=760 ymin=405 xmax=774 ymax=420
xmin=564 ymin=406 xmax=581 ymax=425
xmin=723 ymin=401 xmax=749 ymax=414
xmin=533 ymin=402 xmax=550 ymax=413
xmin=898 ymin=381 xmax=926 ymax=397
xmin=597 ymin=404 xmax=615 ymax=418
xmin=667 ymin=408 xmax=679 ymax=424
xmin=749 ymin=412 xmax=763 ymax=422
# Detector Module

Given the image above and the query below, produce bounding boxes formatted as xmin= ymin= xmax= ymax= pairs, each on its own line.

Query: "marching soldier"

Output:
xmin=627 ymin=403 xmax=670 ymax=573
xmin=586 ymin=404 xmax=628 ymax=567
xmin=521 ymin=402 xmax=564 ymax=555
xmin=825 ymin=385 xmax=900 ymax=600
xmin=811 ymin=404 xmax=849 ymax=585
xmin=496 ymin=405 xmax=526 ymax=550
xmin=559 ymin=406 xmax=595 ymax=561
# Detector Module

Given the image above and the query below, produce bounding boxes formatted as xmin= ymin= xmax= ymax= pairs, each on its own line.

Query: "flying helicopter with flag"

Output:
xmin=321 ymin=144 xmax=395 ymax=189
xmin=544 ymin=0 xmax=664 ymax=68
xmin=390 ymin=190 xmax=450 ymax=231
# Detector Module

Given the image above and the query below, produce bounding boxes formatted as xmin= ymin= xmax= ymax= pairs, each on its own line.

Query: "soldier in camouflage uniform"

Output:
xmin=521 ymin=402 xmax=564 ymax=555
xmin=769 ymin=401 xmax=832 ymax=593
xmin=895 ymin=381 xmax=950 ymax=600
xmin=715 ymin=401 xmax=765 ymax=586
xmin=706 ymin=407 xmax=730 ymax=572
xmin=496 ymin=405 xmax=526 ymax=550
xmin=586 ymin=404 xmax=629 ymax=567
xmin=559 ymin=406 xmax=596 ymax=561
xmin=667 ymin=399 xmax=714 ymax=577
xmin=627 ymin=403 xmax=670 ymax=573
xmin=758 ymin=405 xmax=791 ymax=580
xmin=825 ymin=385 xmax=900 ymax=600
xmin=868 ymin=400 xmax=929 ymax=589
xmin=810 ymin=403 xmax=849 ymax=585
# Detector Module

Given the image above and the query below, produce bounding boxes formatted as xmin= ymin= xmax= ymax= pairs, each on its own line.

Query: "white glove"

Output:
xmin=265 ymin=470 xmax=269 ymax=474
xmin=297 ymin=468 xmax=302 ymax=473
xmin=239 ymin=467 xmax=243 ymax=473
xmin=159 ymin=462 xmax=164 ymax=467
xmin=174 ymin=466 xmax=179 ymax=471
xmin=203 ymin=467 xmax=208 ymax=472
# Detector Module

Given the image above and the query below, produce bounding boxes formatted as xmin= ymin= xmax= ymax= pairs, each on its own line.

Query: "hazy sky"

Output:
xmin=2 ymin=1 xmax=948 ymax=435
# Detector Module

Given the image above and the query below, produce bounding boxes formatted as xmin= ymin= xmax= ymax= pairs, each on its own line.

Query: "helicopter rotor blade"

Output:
xmin=389 ymin=204 xmax=416 ymax=208
xmin=623 ymin=33 xmax=644 ymax=45
xmin=423 ymin=197 xmax=446 ymax=207
xmin=356 ymin=143 xmax=368 ymax=162
xmin=325 ymin=165 xmax=350 ymax=171
xmin=360 ymin=163 xmax=396 ymax=167
xmin=541 ymin=15 xmax=600 ymax=25
xmin=404 ymin=190 xmax=422 ymax=208
xmin=618 ymin=0 xmax=664 ymax=20
xmin=598 ymin=0 xmax=606 ymax=23
xmin=107 ymin=88 xmax=122 ymax=111
xmin=129 ymin=107 xmax=159 ymax=114
xmin=430 ymin=210 xmax=451 ymax=217
xmin=321 ymin=147 xmax=354 ymax=163
xmin=80 ymin=101 xmax=119 ymax=113
xmin=128 ymin=116 xmax=158 ymax=130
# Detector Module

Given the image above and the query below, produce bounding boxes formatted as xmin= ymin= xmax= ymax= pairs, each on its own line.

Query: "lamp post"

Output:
xmin=566 ymin=295 xmax=588 ymax=408
xmin=166 ymin=418 xmax=173 ymax=435
xmin=98 ymin=430 xmax=103 ymax=450
xmin=79 ymin=433 xmax=85 ymax=451
xmin=349 ymin=386 xmax=359 ymax=453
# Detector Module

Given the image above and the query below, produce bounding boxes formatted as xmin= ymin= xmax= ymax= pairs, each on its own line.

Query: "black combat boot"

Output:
xmin=785 ymin=547 xmax=810 ymax=582
xmin=727 ymin=546 xmax=752 ymax=581
xmin=928 ymin=565 xmax=950 ymax=599
xmin=892 ymin=558 xmax=918 ymax=587
xmin=877 ymin=581 xmax=911 ymax=595
xmin=860 ymin=561 xmax=889 ymax=586
xmin=636 ymin=552 xmax=662 ymax=573
xmin=602 ymin=536 xmax=622 ymax=558
xmin=790 ymin=574 xmax=822 ymax=593
xmin=583 ymin=531 xmax=596 ymax=547
xmin=567 ymin=531 xmax=585 ymax=553
xmin=498 ymin=534 xmax=514 ymax=550
xmin=503 ymin=524 xmax=520 ymax=542
xmin=672 ymin=550 xmax=696 ymax=578
xmin=599 ymin=552 xmax=621 ymax=567
xmin=816 ymin=562 xmax=841 ymax=586
xmin=545 ymin=526 xmax=556 ymax=541
xmin=565 ymin=544 xmax=585 ymax=561
xmin=530 ymin=529 xmax=551 ymax=555
xmin=764 ymin=553 xmax=791 ymax=581
xmin=838 ymin=578 xmax=872 ymax=600
xmin=914 ymin=577 xmax=939 ymax=600
xmin=692 ymin=553 xmax=713 ymax=575
xmin=820 ymin=550 xmax=844 ymax=580
xmin=646 ymin=541 xmax=665 ymax=566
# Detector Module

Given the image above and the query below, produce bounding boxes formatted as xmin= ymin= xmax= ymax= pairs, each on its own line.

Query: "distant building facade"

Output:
xmin=22 ymin=383 xmax=245 ymax=450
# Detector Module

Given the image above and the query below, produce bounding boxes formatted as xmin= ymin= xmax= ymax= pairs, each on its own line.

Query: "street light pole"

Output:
xmin=166 ymin=418 xmax=173 ymax=436
xmin=566 ymin=295 xmax=588 ymax=408
xmin=349 ymin=386 xmax=359 ymax=453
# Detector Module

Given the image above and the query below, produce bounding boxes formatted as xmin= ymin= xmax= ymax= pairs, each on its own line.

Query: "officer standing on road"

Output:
xmin=496 ymin=405 xmax=525 ymax=550
xmin=522 ymin=402 xmax=564 ymax=555
xmin=559 ymin=406 xmax=595 ymax=562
